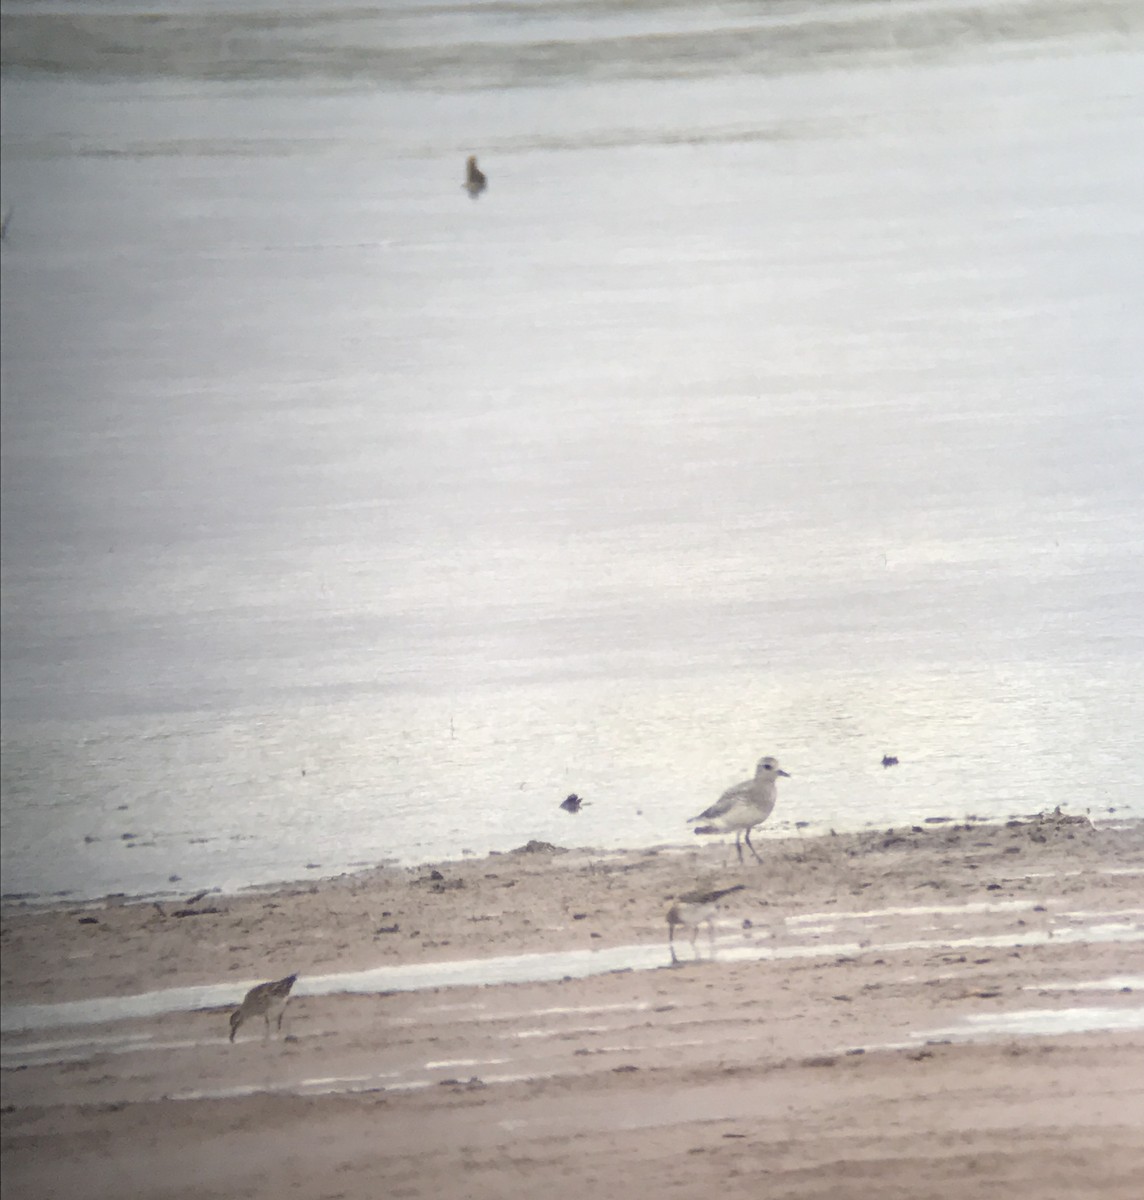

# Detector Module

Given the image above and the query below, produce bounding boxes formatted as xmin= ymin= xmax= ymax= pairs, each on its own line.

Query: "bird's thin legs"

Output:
xmin=743 ymin=829 xmax=763 ymax=864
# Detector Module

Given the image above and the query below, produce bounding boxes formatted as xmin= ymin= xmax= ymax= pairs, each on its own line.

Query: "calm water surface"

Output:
xmin=2 ymin=1 xmax=1143 ymax=900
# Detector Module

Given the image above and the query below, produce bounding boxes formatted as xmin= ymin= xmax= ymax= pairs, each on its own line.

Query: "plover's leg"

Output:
xmin=669 ymin=925 xmax=679 ymax=965
xmin=743 ymin=829 xmax=763 ymax=864
xmin=734 ymin=832 xmax=745 ymax=864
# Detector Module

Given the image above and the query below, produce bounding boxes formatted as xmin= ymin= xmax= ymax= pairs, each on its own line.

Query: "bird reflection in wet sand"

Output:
xmin=464 ymin=155 xmax=487 ymax=198
xmin=690 ymin=756 xmax=790 ymax=864
xmin=229 ymin=972 xmax=298 ymax=1042
xmin=667 ymin=884 xmax=746 ymax=964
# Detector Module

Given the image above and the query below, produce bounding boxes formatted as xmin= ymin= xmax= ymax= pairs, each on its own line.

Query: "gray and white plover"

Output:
xmin=464 ymin=155 xmax=487 ymax=198
xmin=229 ymin=972 xmax=298 ymax=1042
xmin=689 ymin=756 xmax=790 ymax=864
xmin=666 ymin=884 xmax=746 ymax=963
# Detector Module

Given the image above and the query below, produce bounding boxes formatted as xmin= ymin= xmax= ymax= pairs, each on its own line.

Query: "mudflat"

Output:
xmin=3 ymin=814 xmax=1143 ymax=1199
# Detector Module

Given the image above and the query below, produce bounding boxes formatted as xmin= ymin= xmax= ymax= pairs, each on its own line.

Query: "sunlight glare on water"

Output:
xmin=2 ymin=0 xmax=1143 ymax=900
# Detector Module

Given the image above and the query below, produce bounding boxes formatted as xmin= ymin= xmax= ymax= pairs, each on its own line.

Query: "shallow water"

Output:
xmin=3 ymin=1 xmax=1144 ymax=902
xmin=915 ymin=1004 xmax=1144 ymax=1042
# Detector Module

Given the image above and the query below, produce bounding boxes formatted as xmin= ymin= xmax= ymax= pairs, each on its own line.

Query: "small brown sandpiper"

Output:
xmin=229 ymin=972 xmax=298 ymax=1042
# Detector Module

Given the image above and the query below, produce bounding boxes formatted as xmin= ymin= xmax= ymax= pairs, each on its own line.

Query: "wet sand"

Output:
xmin=3 ymin=814 xmax=1144 ymax=1198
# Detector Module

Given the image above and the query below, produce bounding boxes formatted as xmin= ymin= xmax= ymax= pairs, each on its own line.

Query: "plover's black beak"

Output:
xmin=777 ymin=769 xmax=791 ymax=777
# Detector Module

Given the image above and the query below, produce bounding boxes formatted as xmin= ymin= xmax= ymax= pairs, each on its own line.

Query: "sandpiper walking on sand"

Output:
xmin=229 ymin=972 xmax=298 ymax=1042
xmin=464 ymin=155 xmax=487 ymax=198
xmin=667 ymin=884 xmax=746 ymax=963
xmin=690 ymin=756 xmax=790 ymax=864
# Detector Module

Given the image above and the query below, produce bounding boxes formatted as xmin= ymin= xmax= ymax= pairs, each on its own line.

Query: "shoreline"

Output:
xmin=2 ymin=809 xmax=1135 ymax=1006
xmin=0 ymin=802 xmax=1124 ymax=911
xmin=2 ymin=796 xmax=1130 ymax=911
xmin=4 ymin=814 xmax=1144 ymax=1199
xmin=2 ymin=812 xmax=1139 ymax=1007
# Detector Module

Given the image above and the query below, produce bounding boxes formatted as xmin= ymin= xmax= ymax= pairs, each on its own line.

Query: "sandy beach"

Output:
xmin=3 ymin=812 xmax=1143 ymax=1198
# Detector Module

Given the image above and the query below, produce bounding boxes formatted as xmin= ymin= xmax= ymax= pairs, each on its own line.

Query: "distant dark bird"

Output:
xmin=560 ymin=794 xmax=584 ymax=814
xmin=464 ymin=155 xmax=487 ymax=199
xmin=690 ymin=756 xmax=790 ymax=864
xmin=229 ymin=972 xmax=297 ymax=1042
xmin=882 ymin=755 xmax=899 ymax=768
xmin=666 ymin=884 xmax=746 ymax=963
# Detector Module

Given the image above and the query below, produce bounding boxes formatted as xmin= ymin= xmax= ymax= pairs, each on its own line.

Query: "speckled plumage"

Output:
xmin=690 ymin=756 xmax=790 ymax=864
xmin=229 ymin=972 xmax=297 ymax=1042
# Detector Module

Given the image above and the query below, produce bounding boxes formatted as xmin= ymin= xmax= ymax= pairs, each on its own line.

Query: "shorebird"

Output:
xmin=690 ymin=756 xmax=790 ymax=864
xmin=464 ymin=155 xmax=487 ymax=199
xmin=229 ymin=972 xmax=298 ymax=1042
xmin=666 ymin=884 xmax=746 ymax=963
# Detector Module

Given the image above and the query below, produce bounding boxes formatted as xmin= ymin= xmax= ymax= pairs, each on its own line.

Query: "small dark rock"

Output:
xmin=77 ymin=916 xmax=99 ymax=925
